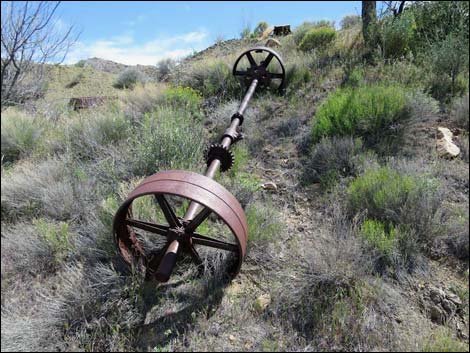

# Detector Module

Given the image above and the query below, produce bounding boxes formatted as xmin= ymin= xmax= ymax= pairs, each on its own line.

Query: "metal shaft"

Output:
xmin=155 ymin=79 xmax=259 ymax=280
xmin=183 ymin=78 xmax=258 ymax=221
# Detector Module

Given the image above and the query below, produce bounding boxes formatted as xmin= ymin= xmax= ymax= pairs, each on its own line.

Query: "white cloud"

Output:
xmin=65 ymin=30 xmax=209 ymax=65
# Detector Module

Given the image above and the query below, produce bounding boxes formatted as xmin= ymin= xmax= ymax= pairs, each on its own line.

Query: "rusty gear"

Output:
xmin=205 ymin=143 xmax=234 ymax=172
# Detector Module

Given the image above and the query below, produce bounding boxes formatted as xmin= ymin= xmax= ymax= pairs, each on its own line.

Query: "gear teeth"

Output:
xmin=205 ymin=143 xmax=234 ymax=172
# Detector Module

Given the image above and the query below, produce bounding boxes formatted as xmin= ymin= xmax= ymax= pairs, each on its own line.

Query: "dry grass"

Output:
xmin=1 ymin=19 xmax=469 ymax=352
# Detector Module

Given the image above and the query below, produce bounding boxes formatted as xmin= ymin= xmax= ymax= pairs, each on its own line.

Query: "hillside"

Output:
xmin=1 ymin=3 xmax=469 ymax=352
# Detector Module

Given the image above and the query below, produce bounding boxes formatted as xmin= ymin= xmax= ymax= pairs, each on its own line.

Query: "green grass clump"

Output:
xmin=1 ymin=109 xmax=49 ymax=163
xmin=347 ymin=167 xmax=416 ymax=223
xmin=246 ymin=202 xmax=282 ymax=245
xmin=34 ymin=218 xmax=73 ymax=264
xmin=299 ymin=27 xmax=337 ymax=52
xmin=63 ymin=108 xmax=130 ymax=160
xmin=179 ymin=59 xmax=241 ymax=100
xmin=348 ymin=166 xmax=441 ymax=275
xmin=160 ymin=86 xmax=202 ymax=119
xmin=312 ymin=84 xmax=409 ymax=146
xmin=132 ymin=106 xmax=205 ymax=176
xmin=358 ymin=219 xmax=397 ymax=259
xmin=347 ymin=165 xmax=440 ymax=242
xmin=423 ymin=328 xmax=469 ymax=352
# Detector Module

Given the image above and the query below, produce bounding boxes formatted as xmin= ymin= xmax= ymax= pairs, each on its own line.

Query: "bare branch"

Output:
xmin=1 ymin=1 xmax=79 ymax=107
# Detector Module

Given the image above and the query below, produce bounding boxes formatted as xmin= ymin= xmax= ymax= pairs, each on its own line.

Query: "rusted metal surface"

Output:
xmin=233 ymin=47 xmax=285 ymax=92
xmin=113 ymin=171 xmax=247 ymax=280
xmin=68 ymin=96 xmax=117 ymax=111
xmin=273 ymin=25 xmax=291 ymax=36
xmin=113 ymin=47 xmax=286 ymax=282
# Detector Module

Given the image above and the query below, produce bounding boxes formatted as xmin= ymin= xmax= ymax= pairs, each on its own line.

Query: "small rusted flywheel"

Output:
xmin=233 ymin=46 xmax=286 ymax=92
xmin=113 ymin=170 xmax=248 ymax=281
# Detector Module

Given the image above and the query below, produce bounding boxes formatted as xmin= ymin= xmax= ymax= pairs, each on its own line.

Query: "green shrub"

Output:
xmin=410 ymin=1 xmax=469 ymax=47
xmin=113 ymin=68 xmax=143 ymax=89
xmin=240 ymin=24 xmax=252 ymax=39
xmin=74 ymin=60 xmax=86 ymax=68
xmin=132 ymin=106 xmax=205 ymax=176
xmin=381 ymin=12 xmax=417 ymax=58
xmin=347 ymin=166 xmax=440 ymax=239
xmin=285 ymin=60 xmax=312 ymax=92
xmin=34 ymin=218 xmax=73 ymax=264
xmin=359 ymin=219 xmax=397 ymax=260
xmin=1 ymin=109 xmax=47 ymax=163
xmin=178 ymin=60 xmax=240 ymax=99
xmin=312 ymin=84 xmax=410 ymax=147
xmin=299 ymin=27 xmax=337 ymax=51
xmin=253 ymin=21 xmax=269 ymax=37
xmin=65 ymin=109 xmax=130 ymax=160
xmin=293 ymin=20 xmax=335 ymax=44
xmin=343 ymin=67 xmax=364 ymax=87
xmin=160 ymin=86 xmax=202 ymax=119
xmin=349 ymin=166 xmax=441 ymax=275
xmin=229 ymin=145 xmax=250 ymax=177
xmin=426 ymin=33 xmax=469 ymax=102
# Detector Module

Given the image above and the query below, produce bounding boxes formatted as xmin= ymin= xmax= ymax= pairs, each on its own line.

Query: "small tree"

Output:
xmin=1 ymin=1 xmax=78 ymax=107
xmin=156 ymin=58 xmax=175 ymax=82
xmin=253 ymin=21 xmax=269 ymax=37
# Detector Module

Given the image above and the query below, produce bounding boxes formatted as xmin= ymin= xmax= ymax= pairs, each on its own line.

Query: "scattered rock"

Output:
xmin=429 ymin=286 xmax=445 ymax=304
xmin=229 ymin=334 xmax=236 ymax=342
xmin=446 ymin=292 xmax=463 ymax=307
xmin=419 ymin=283 xmax=465 ymax=325
xmin=430 ymin=305 xmax=446 ymax=324
xmin=437 ymin=127 xmax=460 ymax=158
xmin=261 ymin=181 xmax=278 ymax=191
xmin=265 ymin=38 xmax=281 ymax=48
xmin=254 ymin=293 xmax=271 ymax=313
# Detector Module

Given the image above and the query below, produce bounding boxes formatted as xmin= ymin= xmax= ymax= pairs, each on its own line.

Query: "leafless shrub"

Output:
xmin=1 ymin=1 xmax=78 ymax=107
xmin=156 ymin=58 xmax=176 ymax=82
xmin=302 ymin=136 xmax=364 ymax=186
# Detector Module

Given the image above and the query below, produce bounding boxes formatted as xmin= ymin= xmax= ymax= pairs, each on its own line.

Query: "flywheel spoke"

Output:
xmin=246 ymin=52 xmax=257 ymax=67
xmin=155 ymin=194 xmax=181 ymax=227
xmin=125 ymin=219 xmax=169 ymax=237
xmin=192 ymin=233 xmax=238 ymax=252
xmin=185 ymin=207 xmax=212 ymax=233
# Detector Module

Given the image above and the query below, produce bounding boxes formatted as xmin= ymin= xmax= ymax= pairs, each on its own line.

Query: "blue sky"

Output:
xmin=58 ymin=1 xmax=362 ymax=65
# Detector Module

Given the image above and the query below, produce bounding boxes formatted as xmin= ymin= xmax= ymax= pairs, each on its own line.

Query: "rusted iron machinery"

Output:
xmin=113 ymin=47 xmax=285 ymax=282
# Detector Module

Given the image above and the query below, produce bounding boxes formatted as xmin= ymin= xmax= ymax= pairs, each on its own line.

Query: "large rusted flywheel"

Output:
xmin=113 ymin=47 xmax=286 ymax=282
